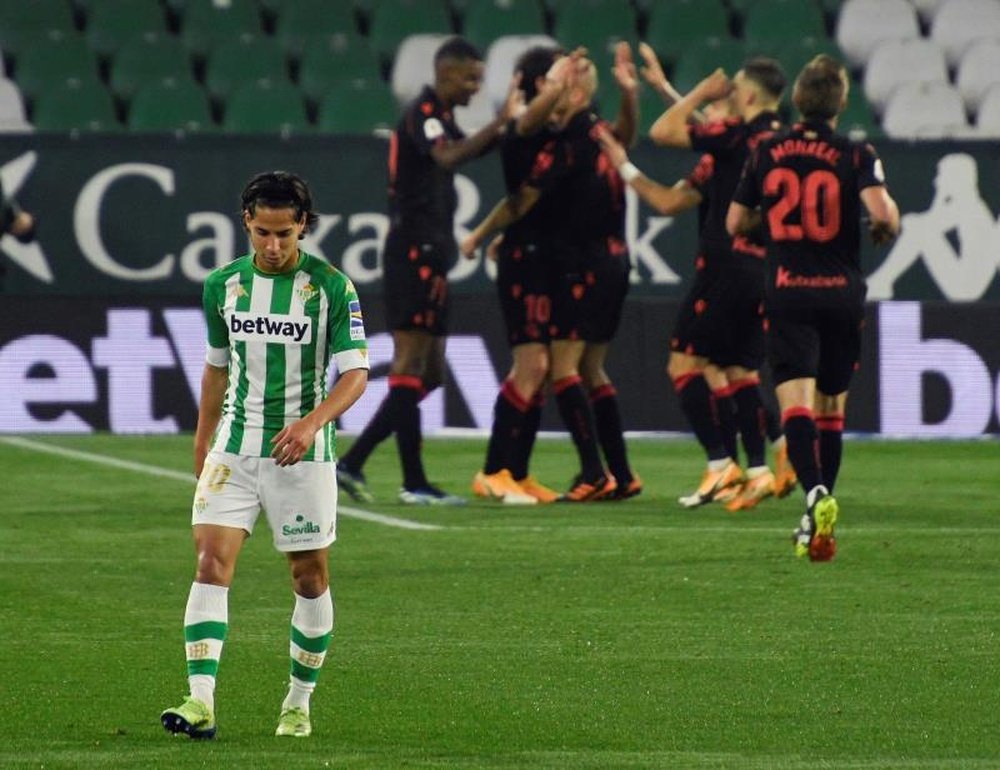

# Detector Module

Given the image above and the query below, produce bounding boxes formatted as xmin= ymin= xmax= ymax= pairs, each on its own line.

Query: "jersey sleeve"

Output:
xmin=201 ymin=274 xmax=230 ymax=367
xmin=686 ymin=153 xmax=715 ymax=197
xmin=855 ymin=142 xmax=887 ymax=191
xmin=525 ymin=136 xmax=571 ymax=194
xmin=327 ymin=274 xmax=370 ymax=374
xmin=408 ymin=101 xmax=453 ymax=157
xmin=688 ymin=118 xmax=743 ymax=153
xmin=731 ymin=144 xmax=762 ymax=208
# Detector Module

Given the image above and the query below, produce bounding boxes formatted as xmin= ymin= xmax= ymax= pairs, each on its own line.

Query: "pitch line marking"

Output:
xmin=0 ymin=436 xmax=443 ymax=531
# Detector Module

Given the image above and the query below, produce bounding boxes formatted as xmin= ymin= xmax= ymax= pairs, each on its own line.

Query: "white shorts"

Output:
xmin=192 ymin=451 xmax=338 ymax=552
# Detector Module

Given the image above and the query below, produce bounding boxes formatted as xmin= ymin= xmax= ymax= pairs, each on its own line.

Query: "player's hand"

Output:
xmin=270 ymin=418 xmax=318 ymax=466
xmin=638 ymin=42 xmax=668 ymax=91
xmin=460 ymin=232 xmax=479 ymax=259
xmin=612 ymin=41 xmax=639 ymax=94
xmin=594 ymin=124 xmax=628 ymax=168
xmin=546 ymin=46 xmax=588 ymax=89
xmin=696 ymin=68 xmax=732 ymax=102
xmin=485 ymin=233 xmax=503 ymax=261
xmin=869 ymin=219 xmax=897 ymax=246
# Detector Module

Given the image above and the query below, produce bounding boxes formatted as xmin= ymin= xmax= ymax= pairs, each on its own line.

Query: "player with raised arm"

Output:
xmin=336 ymin=37 xmax=520 ymax=505
xmin=727 ymin=55 xmax=899 ymax=560
xmin=161 ymin=171 xmax=369 ymax=739
xmin=648 ymin=57 xmax=794 ymax=510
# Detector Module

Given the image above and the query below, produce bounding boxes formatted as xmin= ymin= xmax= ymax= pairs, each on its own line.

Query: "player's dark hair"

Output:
xmin=241 ymin=170 xmax=319 ymax=236
xmin=742 ymin=56 xmax=786 ymax=101
xmin=515 ymin=46 xmax=561 ymax=101
xmin=793 ymin=54 xmax=847 ymax=121
xmin=434 ymin=36 xmax=482 ymax=67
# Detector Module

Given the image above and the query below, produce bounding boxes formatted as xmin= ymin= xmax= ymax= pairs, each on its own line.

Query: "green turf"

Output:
xmin=0 ymin=434 xmax=997 ymax=769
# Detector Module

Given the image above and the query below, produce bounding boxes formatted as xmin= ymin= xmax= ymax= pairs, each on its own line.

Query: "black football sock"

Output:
xmin=731 ymin=378 xmax=767 ymax=468
xmin=590 ymin=384 xmax=632 ymax=485
xmin=483 ymin=380 xmax=530 ymax=475
xmin=554 ymin=375 xmax=604 ymax=481
xmin=674 ymin=373 xmax=728 ymax=462
xmin=510 ymin=391 xmax=543 ymax=480
xmin=782 ymin=409 xmax=822 ymax=496
xmin=387 ymin=375 xmax=428 ymax=490
xmin=816 ymin=413 xmax=845 ymax=493
xmin=711 ymin=385 xmax=739 ymax=463
xmin=340 ymin=394 xmax=392 ymax=473
xmin=764 ymin=400 xmax=782 ymax=443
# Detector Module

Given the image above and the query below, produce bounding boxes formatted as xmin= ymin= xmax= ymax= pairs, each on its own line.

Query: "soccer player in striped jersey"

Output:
xmin=161 ymin=171 xmax=369 ymax=739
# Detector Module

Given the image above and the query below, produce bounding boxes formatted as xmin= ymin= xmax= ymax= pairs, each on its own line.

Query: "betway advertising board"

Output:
xmin=2 ymin=134 xmax=1000 ymax=300
xmin=2 ymin=297 xmax=998 ymax=437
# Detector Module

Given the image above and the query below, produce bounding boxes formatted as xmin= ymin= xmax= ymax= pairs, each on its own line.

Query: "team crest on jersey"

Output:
xmin=348 ymin=299 xmax=365 ymax=341
xmin=226 ymin=283 xmax=249 ymax=304
xmin=298 ymin=282 xmax=318 ymax=303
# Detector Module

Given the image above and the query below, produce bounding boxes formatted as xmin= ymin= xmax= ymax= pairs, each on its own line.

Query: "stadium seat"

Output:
xmin=86 ymin=0 xmax=167 ymax=58
xmin=643 ymin=0 xmax=730 ymax=68
xmin=863 ymin=39 xmax=949 ymax=114
xmin=454 ymin=88 xmax=496 ymax=134
xmin=32 ymin=79 xmax=120 ymax=131
xmin=835 ymin=0 xmax=920 ymax=69
xmin=0 ymin=0 xmax=76 ymax=59
xmin=837 ymin=90 xmax=881 ymax=140
xmin=204 ymin=37 xmax=290 ymax=101
xmin=298 ymin=36 xmax=383 ymax=102
xmin=368 ymin=0 xmax=454 ymax=65
xmin=179 ymin=0 xmax=262 ymax=59
xmin=956 ymin=39 xmax=1000 ymax=112
xmin=461 ymin=0 xmax=547 ymax=50
xmin=391 ymin=34 xmax=451 ymax=105
xmin=744 ymin=36 xmax=841 ymax=85
xmin=316 ymin=80 xmax=399 ymax=134
xmin=552 ymin=0 xmax=637 ymax=61
xmin=911 ymin=0 xmax=948 ymax=22
xmin=12 ymin=32 xmax=100 ymax=102
xmin=974 ymin=82 xmax=1000 ymax=137
xmin=880 ymin=81 xmax=968 ymax=139
xmin=742 ymin=0 xmax=827 ymax=46
xmin=483 ymin=34 xmax=560 ymax=108
xmin=0 ymin=78 xmax=31 ymax=131
xmin=930 ymin=0 xmax=1000 ymax=68
xmin=273 ymin=0 xmax=359 ymax=57
xmin=128 ymin=77 xmax=213 ymax=132
xmin=670 ymin=37 xmax=747 ymax=95
xmin=223 ymin=79 xmax=310 ymax=133
xmin=109 ymin=33 xmax=192 ymax=100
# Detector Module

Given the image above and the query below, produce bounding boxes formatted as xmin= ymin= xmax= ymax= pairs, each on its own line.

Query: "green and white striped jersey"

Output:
xmin=202 ymin=251 xmax=368 ymax=462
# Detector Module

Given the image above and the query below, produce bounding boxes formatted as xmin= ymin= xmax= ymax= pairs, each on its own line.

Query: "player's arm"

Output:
xmin=430 ymin=79 xmax=522 ymax=170
xmin=194 ymin=363 xmax=227 ymax=478
xmin=517 ymin=48 xmax=586 ymax=136
xmin=649 ymin=68 xmax=730 ymax=147
xmin=725 ymin=202 xmax=760 ymax=237
xmin=861 ymin=186 xmax=900 ymax=245
xmin=637 ymin=42 xmax=707 ymax=124
xmin=595 ymin=124 xmax=702 ymax=215
xmin=460 ymin=185 xmax=541 ymax=257
xmin=609 ymin=42 xmax=640 ymax=147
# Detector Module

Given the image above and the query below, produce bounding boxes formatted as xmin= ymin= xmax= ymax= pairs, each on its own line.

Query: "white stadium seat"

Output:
xmin=956 ymin=39 xmax=1000 ymax=111
xmin=863 ymin=39 xmax=948 ymax=114
xmin=881 ymin=81 xmax=968 ymax=139
xmin=974 ymin=82 xmax=1000 ymax=136
xmin=391 ymin=34 xmax=451 ymax=105
xmin=930 ymin=0 xmax=1000 ymax=68
xmin=836 ymin=0 xmax=920 ymax=68
xmin=911 ymin=0 xmax=949 ymax=23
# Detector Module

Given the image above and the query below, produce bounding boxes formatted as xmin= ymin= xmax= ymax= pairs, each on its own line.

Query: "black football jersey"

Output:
xmin=500 ymin=123 xmax=559 ymax=243
xmin=388 ymin=85 xmax=465 ymax=238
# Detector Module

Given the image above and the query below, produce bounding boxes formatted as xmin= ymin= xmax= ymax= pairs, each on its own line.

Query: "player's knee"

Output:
xmin=666 ymin=354 xmax=699 ymax=381
xmin=194 ymin=551 xmax=235 ymax=586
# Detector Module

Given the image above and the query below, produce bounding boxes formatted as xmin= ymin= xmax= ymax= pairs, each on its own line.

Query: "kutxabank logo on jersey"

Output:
xmin=228 ymin=311 xmax=312 ymax=344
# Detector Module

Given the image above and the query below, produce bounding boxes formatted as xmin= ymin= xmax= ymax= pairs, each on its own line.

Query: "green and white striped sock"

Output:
xmin=183 ymin=582 xmax=229 ymax=711
xmin=282 ymin=588 xmax=334 ymax=714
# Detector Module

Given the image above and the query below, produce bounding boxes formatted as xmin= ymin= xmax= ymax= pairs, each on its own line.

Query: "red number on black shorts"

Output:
xmin=524 ymin=294 xmax=551 ymax=323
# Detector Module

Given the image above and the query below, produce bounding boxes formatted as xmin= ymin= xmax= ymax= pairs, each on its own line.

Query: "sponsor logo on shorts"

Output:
xmin=228 ymin=311 xmax=312 ymax=344
xmin=283 ymin=514 xmax=321 ymax=537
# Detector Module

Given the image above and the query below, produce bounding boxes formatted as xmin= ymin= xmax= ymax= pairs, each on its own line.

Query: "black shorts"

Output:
xmin=549 ymin=239 xmax=630 ymax=343
xmin=496 ymin=238 xmax=552 ymax=347
xmin=382 ymin=228 xmax=452 ymax=336
xmin=766 ymin=292 xmax=865 ymax=394
xmin=670 ymin=254 xmax=765 ymax=369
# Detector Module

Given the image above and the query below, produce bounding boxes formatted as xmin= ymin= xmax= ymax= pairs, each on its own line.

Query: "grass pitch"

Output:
xmin=0 ymin=433 xmax=997 ymax=769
